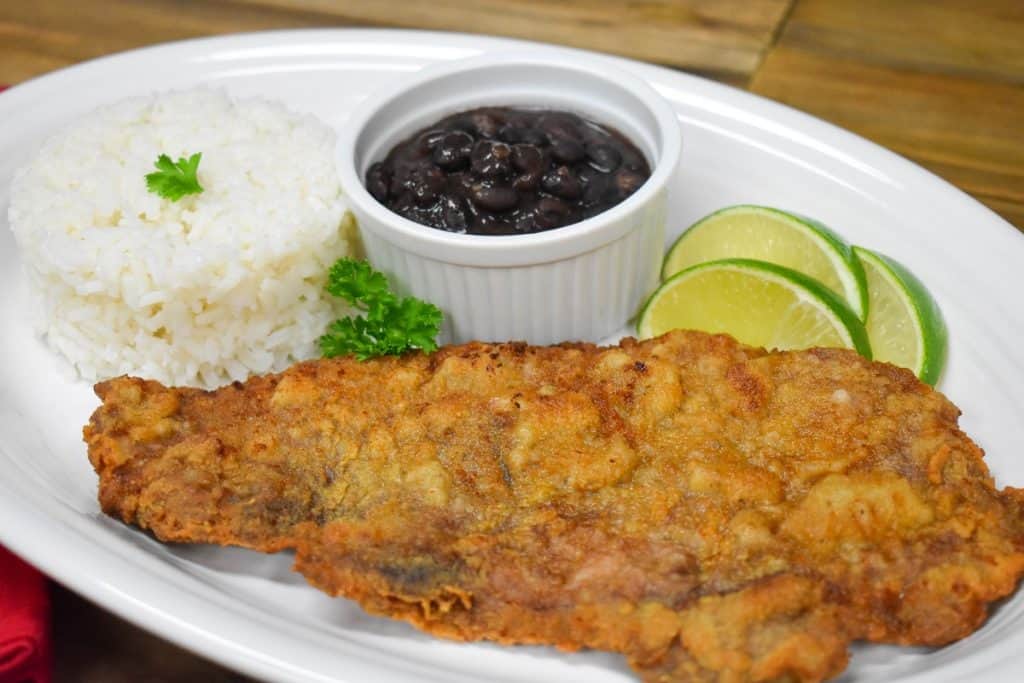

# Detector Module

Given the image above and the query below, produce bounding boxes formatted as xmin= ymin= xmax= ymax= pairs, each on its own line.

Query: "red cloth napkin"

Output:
xmin=2 ymin=79 xmax=50 ymax=680
xmin=0 ymin=546 xmax=51 ymax=683
xmin=3 ymin=82 xmax=50 ymax=682
xmin=2 ymin=82 xmax=49 ymax=681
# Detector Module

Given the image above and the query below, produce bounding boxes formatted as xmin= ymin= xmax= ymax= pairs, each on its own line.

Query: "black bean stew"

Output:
xmin=365 ymin=107 xmax=652 ymax=235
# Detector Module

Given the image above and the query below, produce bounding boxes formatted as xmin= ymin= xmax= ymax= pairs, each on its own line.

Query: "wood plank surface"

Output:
xmin=231 ymin=0 xmax=793 ymax=83
xmin=0 ymin=0 xmax=792 ymax=85
xmin=750 ymin=0 xmax=1024 ymax=230
xmin=751 ymin=47 xmax=1024 ymax=222
xmin=772 ymin=0 xmax=1024 ymax=84
xmin=2 ymin=1 xmax=1023 ymax=680
xmin=0 ymin=0 xmax=333 ymax=84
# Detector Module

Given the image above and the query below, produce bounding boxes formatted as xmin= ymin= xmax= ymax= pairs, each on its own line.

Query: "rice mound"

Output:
xmin=8 ymin=88 xmax=356 ymax=387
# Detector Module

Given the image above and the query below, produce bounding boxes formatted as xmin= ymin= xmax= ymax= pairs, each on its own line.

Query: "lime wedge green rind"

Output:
xmin=796 ymin=212 xmax=869 ymax=323
xmin=853 ymin=247 xmax=947 ymax=385
xmin=638 ymin=258 xmax=872 ymax=359
xmin=662 ymin=205 xmax=869 ymax=322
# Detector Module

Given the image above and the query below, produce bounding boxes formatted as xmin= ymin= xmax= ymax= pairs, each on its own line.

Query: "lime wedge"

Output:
xmin=853 ymin=247 xmax=947 ymax=385
xmin=663 ymin=205 xmax=869 ymax=321
xmin=637 ymin=258 xmax=871 ymax=357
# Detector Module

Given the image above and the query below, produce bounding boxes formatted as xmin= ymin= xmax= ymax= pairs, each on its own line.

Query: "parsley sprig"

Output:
xmin=319 ymin=259 xmax=443 ymax=360
xmin=145 ymin=153 xmax=204 ymax=201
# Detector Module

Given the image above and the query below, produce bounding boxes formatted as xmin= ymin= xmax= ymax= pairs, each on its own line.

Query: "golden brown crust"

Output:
xmin=84 ymin=330 xmax=1024 ymax=682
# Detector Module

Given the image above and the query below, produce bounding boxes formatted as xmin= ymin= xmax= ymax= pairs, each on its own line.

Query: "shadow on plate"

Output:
xmin=93 ymin=512 xmax=304 ymax=583
xmin=170 ymin=543 xmax=306 ymax=584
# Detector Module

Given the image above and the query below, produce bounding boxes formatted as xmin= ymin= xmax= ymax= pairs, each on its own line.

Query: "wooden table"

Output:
xmin=3 ymin=0 xmax=1022 ymax=679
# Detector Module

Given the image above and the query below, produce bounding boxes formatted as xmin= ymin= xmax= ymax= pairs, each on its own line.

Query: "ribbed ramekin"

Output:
xmin=336 ymin=52 xmax=682 ymax=344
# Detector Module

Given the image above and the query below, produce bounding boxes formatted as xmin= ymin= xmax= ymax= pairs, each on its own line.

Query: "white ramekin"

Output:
xmin=336 ymin=52 xmax=682 ymax=345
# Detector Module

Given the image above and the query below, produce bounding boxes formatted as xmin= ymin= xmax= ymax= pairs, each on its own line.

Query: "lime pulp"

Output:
xmin=638 ymin=258 xmax=872 ymax=357
xmin=662 ymin=205 xmax=869 ymax=321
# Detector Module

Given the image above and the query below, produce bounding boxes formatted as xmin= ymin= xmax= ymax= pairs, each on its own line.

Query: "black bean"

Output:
xmin=473 ymin=212 xmax=506 ymax=235
xmin=620 ymin=148 xmax=647 ymax=172
xmin=471 ymin=183 xmax=519 ymax=212
xmin=511 ymin=144 xmax=543 ymax=174
xmin=471 ymin=113 xmax=499 ymax=139
xmin=366 ymin=162 xmax=391 ymax=202
xmin=446 ymin=171 xmax=475 ymax=199
xmin=515 ymin=216 xmax=537 ymax=233
xmin=498 ymin=125 xmax=525 ymax=143
xmin=579 ymin=121 xmax=607 ymax=145
xmin=534 ymin=197 xmax=572 ymax=229
xmin=586 ymin=143 xmax=622 ymax=173
xmin=388 ymin=165 xmax=411 ymax=198
xmin=577 ymin=165 xmax=600 ymax=185
xmin=432 ymin=131 xmax=474 ymax=170
xmin=614 ymin=169 xmax=645 ymax=198
xmin=540 ymin=113 xmax=583 ymax=141
xmin=582 ymin=175 xmax=611 ymax=206
xmin=541 ymin=166 xmax=582 ymax=200
xmin=550 ymin=136 xmax=585 ymax=164
xmin=408 ymin=166 xmax=446 ymax=206
xmin=470 ymin=140 xmax=512 ymax=178
xmin=513 ymin=172 xmax=541 ymax=191
xmin=521 ymin=128 xmax=549 ymax=146
xmin=394 ymin=198 xmax=421 ymax=223
xmin=451 ymin=119 xmax=477 ymax=136
xmin=441 ymin=196 xmax=469 ymax=231
xmin=416 ymin=129 xmax=447 ymax=152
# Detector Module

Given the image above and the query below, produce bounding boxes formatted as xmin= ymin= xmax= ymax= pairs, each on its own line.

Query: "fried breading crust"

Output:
xmin=84 ymin=331 xmax=1024 ymax=682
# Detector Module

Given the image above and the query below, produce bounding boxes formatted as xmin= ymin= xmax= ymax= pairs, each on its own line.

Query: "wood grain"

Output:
xmin=230 ymin=0 xmax=792 ymax=81
xmin=0 ymin=0 xmax=336 ymax=84
xmin=0 ymin=0 xmax=792 ymax=86
xmin=751 ymin=0 xmax=1024 ymax=230
xmin=978 ymin=196 xmax=1024 ymax=234
xmin=773 ymin=0 xmax=1024 ymax=84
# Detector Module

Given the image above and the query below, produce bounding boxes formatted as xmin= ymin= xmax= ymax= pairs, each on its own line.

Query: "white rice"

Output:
xmin=8 ymin=88 xmax=356 ymax=387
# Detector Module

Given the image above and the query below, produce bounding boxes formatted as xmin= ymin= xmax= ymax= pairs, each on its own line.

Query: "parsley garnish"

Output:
xmin=319 ymin=258 xmax=443 ymax=360
xmin=145 ymin=153 xmax=204 ymax=201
